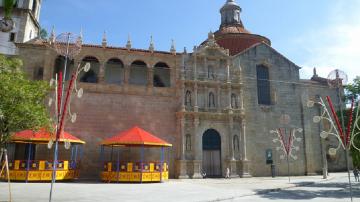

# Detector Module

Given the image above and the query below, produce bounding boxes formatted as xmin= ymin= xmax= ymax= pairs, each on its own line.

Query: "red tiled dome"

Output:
xmin=214 ymin=32 xmax=271 ymax=55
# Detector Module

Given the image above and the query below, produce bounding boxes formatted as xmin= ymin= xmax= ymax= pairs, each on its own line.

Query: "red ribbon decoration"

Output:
xmin=326 ymin=96 xmax=345 ymax=146
xmin=345 ymin=97 xmax=355 ymax=147
xmin=56 ymin=73 xmax=76 ymax=140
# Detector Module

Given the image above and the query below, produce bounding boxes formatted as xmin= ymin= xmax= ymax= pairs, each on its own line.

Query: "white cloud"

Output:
xmin=297 ymin=1 xmax=360 ymax=83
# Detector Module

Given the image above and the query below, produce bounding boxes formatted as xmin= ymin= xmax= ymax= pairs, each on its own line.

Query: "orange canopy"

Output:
xmin=101 ymin=126 xmax=172 ymax=147
xmin=11 ymin=128 xmax=85 ymax=144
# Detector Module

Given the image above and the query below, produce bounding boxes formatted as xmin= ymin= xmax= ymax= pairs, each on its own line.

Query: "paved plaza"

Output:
xmin=1 ymin=172 xmax=359 ymax=202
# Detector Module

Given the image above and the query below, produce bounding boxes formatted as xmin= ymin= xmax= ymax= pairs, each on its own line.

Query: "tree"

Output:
xmin=2 ymin=0 xmax=15 ymax=19
xmin=0 ymin=55 xmax=51 ymax=149
xmin=345 ymin=77 xmax=360 ymax=167
xmin=40 ymin=28 xmax=48 ymax=39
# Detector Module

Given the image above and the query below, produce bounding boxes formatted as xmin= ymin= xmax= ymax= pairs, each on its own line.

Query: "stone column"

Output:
xmin=240 ymin=88 xmax=245 ymax=110
xmin=181 ymin=82 xmax=186 ymax=111
xmin=229 ymin=117 xmax=235 ymax=160
xmin=177 ymin=116 xmax=189 ymax=179
xmin=217 ymin=85 xmax=221 ymax=113
xmin=192 ymin=117 xmax=202 ymax=178
xmin=227 ymin=115 xmax=239 ymax=178
xmin=240 ymin=120 xmax=252 ymax=177
xmin=226 ymin=59 xmax=231 ymax=82
xmin=194 ymin=83 xmax=199 ymax=112
xmin=204 ymin=57 xmax=208 ymax=78
xmin=228 ymin=84 xmax=232 ymax=109
xmin=217 ymin=58 xmax=221 ymax=81
xmin=193 ymin=53 xmax=197 ymax=80
xmin=98 ymin=60 xmax=106 ymax=83
xmin=147 ymin=66 xmax=154 ymax=87
xmin=124 ymin=64 xmax=130 ymax=85
xmin=204 ymin=86 xmax=209 ymax=111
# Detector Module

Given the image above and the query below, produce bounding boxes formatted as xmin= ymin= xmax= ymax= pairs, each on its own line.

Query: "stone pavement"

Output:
xmin=0 ymin=173 xmax=349 ymax=202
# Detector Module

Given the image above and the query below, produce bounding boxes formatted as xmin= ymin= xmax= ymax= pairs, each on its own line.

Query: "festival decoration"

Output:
xmin=48 ymin=32 xmax=90 ymax=202
xmin=270 ymin=114 xmax=303 ymax=182
xmin=307 ymin=69 xmax=359 ymax=202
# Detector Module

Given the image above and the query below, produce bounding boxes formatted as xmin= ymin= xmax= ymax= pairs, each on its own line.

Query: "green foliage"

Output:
xmin=345 ymin=77 xmax=360 ymax=167
xmin=345 ymin=76 xmax=360 ymax=102
xmin=40 ymin=28 xmax=48 ymax=39
xmin=3 ymin=0 xmax=15 ymax=18
xmin=0 ymin=54 xmax=51 ymax=148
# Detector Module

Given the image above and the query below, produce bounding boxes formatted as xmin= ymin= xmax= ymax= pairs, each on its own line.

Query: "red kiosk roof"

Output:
xmin=101 ymin=126 xmax=172 ymax=147
xmin=11 ymin=128 xmax=85 ymax=144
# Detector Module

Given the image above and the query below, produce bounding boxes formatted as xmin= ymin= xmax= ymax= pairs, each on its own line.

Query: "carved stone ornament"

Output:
xmin=0 ymin=17 xmax=15 ymax=32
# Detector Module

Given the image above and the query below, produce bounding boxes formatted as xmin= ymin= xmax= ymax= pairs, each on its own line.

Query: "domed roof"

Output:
xmin=216 ymin=25 xmax=251 ymax=35
xmin=220 ymin=0 xmax=241 ymax=11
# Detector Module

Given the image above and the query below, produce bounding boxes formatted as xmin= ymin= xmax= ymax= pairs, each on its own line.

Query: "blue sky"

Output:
xmin=40 ymin=0 xmax=360 ymax=81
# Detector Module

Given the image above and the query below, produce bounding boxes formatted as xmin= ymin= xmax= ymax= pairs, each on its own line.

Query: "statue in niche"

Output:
xmin=231 ymin=94 xmax=238 ymax=109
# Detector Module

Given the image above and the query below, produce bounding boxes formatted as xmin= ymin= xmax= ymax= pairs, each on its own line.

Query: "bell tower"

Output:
xmin=0 ymin=0 xmax=42 ymax=55
xmin=220 ymin=0 xmax=243 ymax=28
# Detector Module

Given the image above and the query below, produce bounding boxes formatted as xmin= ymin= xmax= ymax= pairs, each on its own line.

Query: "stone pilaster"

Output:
xmin=192 ymin=117 xmax=202 ymax=178
xmin=227 ymin=159 xmax=239 ymax=178
xmin=240 ymin=120 xmax=252 ymax=177
xmin=229 ymin=116 xmax=235 ymax=160
xmin=194 ymin=83 xmax=199 ymax=112
xmin=176 ymin=160 xmax=189 ymax=179
xmin=193 ymin=53 xmax=197 ymax=80
xmin=205 ymin=86 xmax=209 ymax=111
xmin=124 ymin=64 xmax=130 ymax=85
xmin=98 ymin=60 xmax=106 ymax=83
xmin=217 ymin=85 xmax=221 ymax=113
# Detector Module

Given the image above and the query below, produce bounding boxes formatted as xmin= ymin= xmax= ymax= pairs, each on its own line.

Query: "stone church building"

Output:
xmin=1 ymin=0 xmax=346 ymax=179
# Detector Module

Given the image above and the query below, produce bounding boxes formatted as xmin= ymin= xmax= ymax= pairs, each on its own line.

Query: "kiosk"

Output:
xmin=0 ymin=128 xmax=85 ymax=182
xmin=100 ymin=126 xmax=172 ymax=183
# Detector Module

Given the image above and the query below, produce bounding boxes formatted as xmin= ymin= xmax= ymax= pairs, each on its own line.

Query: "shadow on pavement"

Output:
xmin=255 ymin=182 xmax=360 ymax=200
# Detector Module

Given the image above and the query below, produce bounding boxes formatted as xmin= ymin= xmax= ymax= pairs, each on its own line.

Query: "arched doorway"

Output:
xmin=202 ymin=129 xmax=222 ymax=177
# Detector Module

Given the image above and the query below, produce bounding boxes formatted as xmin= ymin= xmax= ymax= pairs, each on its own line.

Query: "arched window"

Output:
xmin=154 ymin=62 xmax=170 ymax=87
xmin=208 ymin=65 xmax=215 ymax=79
xmin=185 ymin=90 xmax=192 ymax=107
xmin=231 ymin=93 xmax=238 ymax=109
xmin=53 ymin=55 xmax=74 ymax=81
xmin=257 ymin=65 xmax=271 ymax=105
xmin=233 ymin=135 xmax=240 ymax=152
xmin=80 ymin=56 xmax=100 ymax=83
xmin=105 ymin=58 xmax=124 ymax=85
xmin=185 ymin=134 xmax=191 ymax=151
xmin=209 ymin=92 xmax=215 ymax=108
xmin=130 ymin=60 xmax=147 ymax=85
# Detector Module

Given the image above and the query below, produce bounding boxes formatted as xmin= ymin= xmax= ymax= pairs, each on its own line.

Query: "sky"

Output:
xmin=40 ymin=0 xmax=360 ymax=82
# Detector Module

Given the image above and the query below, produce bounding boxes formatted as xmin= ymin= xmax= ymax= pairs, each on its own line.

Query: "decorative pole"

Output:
xmin=48 ymin=32 xmax=90 ymax=202
xmin=308 ymin=97 xmax=359 ymax=202
xmin=270 ymin=114 xmax=303 ymax=182
xmin=308 ymin=69 xmax=359 ymax=202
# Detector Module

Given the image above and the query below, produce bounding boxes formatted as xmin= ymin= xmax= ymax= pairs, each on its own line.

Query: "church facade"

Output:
xmin=3 ymin=0 xmax=347 ymax=179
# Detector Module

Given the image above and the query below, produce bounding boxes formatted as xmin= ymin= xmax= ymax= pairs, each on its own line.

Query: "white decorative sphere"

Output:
xmin=47 ymin=140 xmax=53 ymax=149
xmin=329 ymin=148 xmax=337 ymax=156
xmin=71 ymin=113 xmax=77 ymax=123
xmin=77 ymin=88 xmax=83 ymax=98
xmin=313 ymin=116 xmax=321 ymax=123
xmin=64 ymin=140 xmax=71 ymax=150
xmin=320 ymin=131 xmax=329 ymax=139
